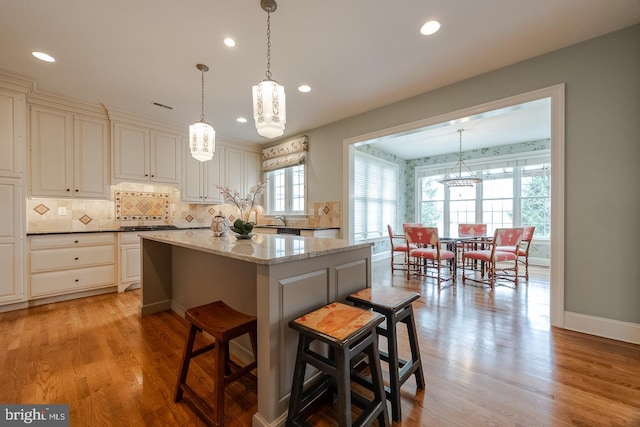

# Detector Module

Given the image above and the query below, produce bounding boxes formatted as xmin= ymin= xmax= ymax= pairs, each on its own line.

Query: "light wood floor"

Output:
xmin=1 ymin=261 xmax=639 ymax=426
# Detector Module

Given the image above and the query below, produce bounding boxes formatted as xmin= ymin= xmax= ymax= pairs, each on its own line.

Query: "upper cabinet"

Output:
xmin=225 ymin=146 xmax=262 ymax=198
xmin=108 ymin=108 xmax=183 ymax=186
xmin=30 ymin=105 xmax=110 ymax=199
xmin=0 ymin=88 xmax=25 ymax=178
xmin=182 ymin=142 xmax=225 ymax=203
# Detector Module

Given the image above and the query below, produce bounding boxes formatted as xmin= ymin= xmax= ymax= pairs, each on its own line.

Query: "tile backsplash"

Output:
xmin=27 ymin=182 xmax=341 ymax=232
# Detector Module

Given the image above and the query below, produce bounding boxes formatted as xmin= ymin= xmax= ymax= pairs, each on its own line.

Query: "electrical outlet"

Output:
xmin=58 ymin=207 xmax=67 ymax=215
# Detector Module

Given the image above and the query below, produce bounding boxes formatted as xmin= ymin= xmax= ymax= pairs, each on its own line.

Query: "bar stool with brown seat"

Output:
xmin=347 ymin=287 xmax=425 ymax=422
xmin=174 ymin=300 xmax=258 ymax=427
xmin=287 ymin=302 xmax=390 ymax=427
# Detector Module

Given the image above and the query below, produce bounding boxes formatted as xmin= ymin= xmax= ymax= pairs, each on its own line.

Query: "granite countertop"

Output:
xmin=26 ymin=226 xmax=210 ymax=236
xmin=140 ymin=229 xmax=371 ymax=265
xmin=27 ymin=225 xmax=339 ymax=235
xmin=253 ymin=225 xmax=339 ymax=230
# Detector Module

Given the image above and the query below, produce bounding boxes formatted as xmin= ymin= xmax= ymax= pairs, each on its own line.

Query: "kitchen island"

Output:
xmin=140 ymin=229 xmax=373 ymax=427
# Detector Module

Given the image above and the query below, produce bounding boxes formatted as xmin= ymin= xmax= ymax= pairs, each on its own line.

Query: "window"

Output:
xmin=481 ymin=167 xmax=514 ymax=233
xmin=266 ymin=164 xmax=305 ymax=214
xmin=418 ymin=155 xmax=550 ymax=238
xmin=353 ymin=151 xmax=399 ymax=241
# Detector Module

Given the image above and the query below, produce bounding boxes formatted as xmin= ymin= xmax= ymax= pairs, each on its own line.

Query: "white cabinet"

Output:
xmin=117 ymin=232 xmax=144 ymax=292
xmin=0 ymin=178 xmax=24 ymax=305
xmin=113 ymin=122 xmax=182 ymax=185
xmin=225 ymin=146 xmax=262 ymax=196
xmin=0 ymin=89 xmax=25 ymax=178
xmin=29 ymin=233 xmax=115 ymax=298
xmin=30 ymin=106 xmax=110 ymax=198
xmin=182 ymin=142 xmax=225 ymax=203
xmin=0 ymin=85 xmax=25 ymax=308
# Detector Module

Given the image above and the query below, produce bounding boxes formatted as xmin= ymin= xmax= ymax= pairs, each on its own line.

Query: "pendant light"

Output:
xmin=440 ymin=129 xmax=482 ymax=187
xmin=189 ymin=63 xmax=215 ymax=162
xmin=252 ymin=0 xmax=286 ymax=139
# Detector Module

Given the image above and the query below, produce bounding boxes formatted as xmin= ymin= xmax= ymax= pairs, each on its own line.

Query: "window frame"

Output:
xmin=265 ymin=164 xmax=307 ymax=216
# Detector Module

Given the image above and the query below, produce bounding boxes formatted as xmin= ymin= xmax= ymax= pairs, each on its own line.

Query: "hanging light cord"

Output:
xmin=458 ymin=129 xmax=464 ymax=176
xmin=265 ymin=10 xmax=272 ymax=79
xmin=199 ymin=68 xmax=206 ymax=122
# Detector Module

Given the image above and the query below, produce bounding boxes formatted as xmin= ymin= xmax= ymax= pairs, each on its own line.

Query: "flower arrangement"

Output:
xmin=215 ymin=181 xmax=267 ymax=235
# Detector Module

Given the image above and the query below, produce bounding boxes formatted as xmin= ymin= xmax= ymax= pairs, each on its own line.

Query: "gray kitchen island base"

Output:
xmin=140 ymin=231 xmax=373 ymax=426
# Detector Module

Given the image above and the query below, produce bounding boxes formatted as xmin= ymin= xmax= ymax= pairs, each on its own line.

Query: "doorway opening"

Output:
xmin=343 ymin=84 xmax=565 ymax=327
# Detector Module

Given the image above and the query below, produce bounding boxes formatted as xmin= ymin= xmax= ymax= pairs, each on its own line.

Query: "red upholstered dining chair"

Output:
xmin=462 ymin=227 xmax=524 ymax=288
xmin=404 ymin=225 xmax=455 ymax=288
xmin=496 ymin=226 xmax=535 ymax=280
xmin=458 ymin=223 xmax=487 ymax=237
xmin=387 ymin=224 xmax=415 ymax=273
xmin=457 ymin=223 xmax=488 ymax=267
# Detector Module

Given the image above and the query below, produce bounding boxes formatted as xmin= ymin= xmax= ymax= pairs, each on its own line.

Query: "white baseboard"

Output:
xmin=564 ymin=311 xmax=640 ymax=345
xmin=529 ymin=256 xmax=549 ymax=267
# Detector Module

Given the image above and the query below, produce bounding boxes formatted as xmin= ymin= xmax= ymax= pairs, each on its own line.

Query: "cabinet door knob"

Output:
xmin=74 ymin=240 xmax=79 ymax=243
xmin=75 ymin=189 xmax=79 ymax=192
xmin=66 ymin=188 xmax=71 ymax=192
xmin=151 ymin=175 xmax=155 ymax=178
xmin=75 ymin=279 xmax=79 ymax=282
xmin=145 ymin=174 xmax=148 ymax=177
xmin=74 ymin=257 xmax=79 ymax=260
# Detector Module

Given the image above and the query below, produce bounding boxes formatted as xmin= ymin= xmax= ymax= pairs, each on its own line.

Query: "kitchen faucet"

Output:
xmin=274 ymin=215 xmax=287 ymax=226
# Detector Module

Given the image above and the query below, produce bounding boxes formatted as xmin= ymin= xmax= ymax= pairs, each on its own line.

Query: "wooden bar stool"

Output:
xmin=174 ymin=300 xmax=257 ymax=427
xmin=287 ymin=302 xmax=390 ymax=427
xmin=347 ymin=288 xmax=425 ymax=422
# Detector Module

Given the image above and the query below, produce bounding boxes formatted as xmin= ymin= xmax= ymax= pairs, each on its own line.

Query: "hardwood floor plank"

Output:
xmin=0 ymin=262 xmax=638 ymax=426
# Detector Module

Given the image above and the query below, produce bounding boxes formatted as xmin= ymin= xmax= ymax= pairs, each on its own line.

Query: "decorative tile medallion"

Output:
xmin=115 ymin=191 xmax=170 ymax=221
xmin=208 ymin=207 xmax=216 ymax=215
xmin=185 ymin=214 xmax=193 ymax=223
xmin=79 ymin=215 xmax=93 ymax=225
xmin=323 ymin=205 xmax=330 ymax=215
xmin=34 ymin=203 xmax=50 ymax=216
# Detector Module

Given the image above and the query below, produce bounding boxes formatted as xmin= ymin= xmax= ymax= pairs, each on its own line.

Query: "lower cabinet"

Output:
xmin=29 ymin=233 xmax=115 ymax=299
xmin=117 ymin=232 xmax=143 ymax=292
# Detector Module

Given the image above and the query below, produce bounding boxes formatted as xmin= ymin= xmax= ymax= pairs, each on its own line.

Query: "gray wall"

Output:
xmin=299 ymin=25 xmax=640 ymax=325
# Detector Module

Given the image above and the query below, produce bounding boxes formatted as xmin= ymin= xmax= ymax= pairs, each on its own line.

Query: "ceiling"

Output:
xmin=1 ymin=0 xmax=638 ymax=148
xmin=365 ymin=98 xmax=551 ymax=160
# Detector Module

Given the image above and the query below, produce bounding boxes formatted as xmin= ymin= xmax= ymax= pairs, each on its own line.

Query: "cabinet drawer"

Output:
xmin=31 ymin=245 xmax=114 ymax=272
xmin=31 ymin=265 xmax=114 ymax=297
xmin=30 ymin=233 xmax=115 ymax=249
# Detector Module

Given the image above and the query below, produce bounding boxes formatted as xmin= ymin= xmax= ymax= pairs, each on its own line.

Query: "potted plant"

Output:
xmin=216 ymin=181 xmax=267 ymax=238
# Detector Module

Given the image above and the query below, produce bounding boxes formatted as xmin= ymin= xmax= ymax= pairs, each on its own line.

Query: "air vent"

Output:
xmin=151 ymin=101 xmax=173 ymax=110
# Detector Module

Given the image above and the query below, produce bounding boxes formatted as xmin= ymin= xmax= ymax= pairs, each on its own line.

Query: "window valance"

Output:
xmin=262 ymin=135 xmax=308 ymax=172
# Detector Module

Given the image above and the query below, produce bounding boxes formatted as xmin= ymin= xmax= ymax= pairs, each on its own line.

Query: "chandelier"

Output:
xmin=252 ymin=0 xmax=286 ymax=139
xmin=440 ymin=129 xmax=482 ymax=187
xmin=189 ymin=63 xmax=215 ymax=162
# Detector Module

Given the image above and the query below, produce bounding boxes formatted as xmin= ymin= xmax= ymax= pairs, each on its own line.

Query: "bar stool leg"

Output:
xmin=286 ymin=336 xmax=309 ymax=427
xmin=405 ymin=308 xmax=425 ymax=389
xmin=174 ymin=324 xmax=198 ymax=402
xmin=385 ymin=317 xmax=402 ymax=422
xmin=336 ymin=349 xmax=352 ymax=427
xmin=366 ymin=341 xmax=390 ymax=427
xmin=214 ymin=339 xmax=226 ymax=426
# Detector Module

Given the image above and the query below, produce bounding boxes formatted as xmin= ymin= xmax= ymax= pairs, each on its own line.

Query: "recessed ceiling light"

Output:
xmin=298 ymin=85 xmax=311 ymax=93
xmin=32 ymin=51 xmax=55 ymax=62
xmin=420 ymin=20 xmax=441 ymax=36
xmin=224 ymin=38 xmax=236 ymax=47
xmin=236 ymin=117 xmax=247 ymax=123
